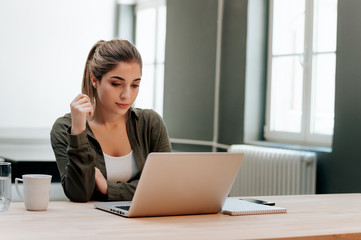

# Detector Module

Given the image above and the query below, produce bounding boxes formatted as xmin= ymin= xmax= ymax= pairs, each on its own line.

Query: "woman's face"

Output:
xmin=94 ymin=61 xmax=141 ymax=117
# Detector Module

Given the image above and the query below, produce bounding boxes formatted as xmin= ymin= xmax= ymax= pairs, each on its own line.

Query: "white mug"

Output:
xmin=15 ymin=174 xmax=52 ymax=211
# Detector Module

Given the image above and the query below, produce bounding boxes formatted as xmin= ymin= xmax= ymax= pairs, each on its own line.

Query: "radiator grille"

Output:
xmin=228 ymin=144 xmax=316 ymax=196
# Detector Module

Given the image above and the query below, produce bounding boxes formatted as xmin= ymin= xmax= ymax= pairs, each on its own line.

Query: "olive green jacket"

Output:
xmin=50 ymin=108 xmax=172 ymax=202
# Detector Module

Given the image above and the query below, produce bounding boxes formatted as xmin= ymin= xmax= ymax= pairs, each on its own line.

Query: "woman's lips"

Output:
xmin=116 ymin=103 xmax=129 ymax=109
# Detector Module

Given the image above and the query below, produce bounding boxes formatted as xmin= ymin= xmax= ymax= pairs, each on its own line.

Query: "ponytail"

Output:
xmin=81 ymin=40 xmax=105 ymax=105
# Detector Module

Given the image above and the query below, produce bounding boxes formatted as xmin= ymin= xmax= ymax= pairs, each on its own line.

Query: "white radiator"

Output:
xmin=228 ymin=144 xmax=317 ymax=196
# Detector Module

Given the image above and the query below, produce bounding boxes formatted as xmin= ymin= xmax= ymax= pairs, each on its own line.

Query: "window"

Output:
xmin=134 ymin=0 xmax=166 ymax=116
xmin=265 ymin=0 xmax=338 ymax=147
xmin=0 ymin=0 xmax=115 ymax=142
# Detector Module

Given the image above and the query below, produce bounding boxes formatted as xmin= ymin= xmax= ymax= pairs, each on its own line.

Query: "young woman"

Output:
xmin=50 ymin=39 xmax=172 ymax=202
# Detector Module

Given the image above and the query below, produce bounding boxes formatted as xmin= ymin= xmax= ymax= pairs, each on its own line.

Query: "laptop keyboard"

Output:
xmin=115 ymin=205 xmax=130 ymax=211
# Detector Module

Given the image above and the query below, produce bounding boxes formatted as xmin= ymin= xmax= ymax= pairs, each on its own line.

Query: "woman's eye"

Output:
xmin=112 ymin=83 xmax=120 ymax=86
xmin=132 ymin=84 xmax=140 ymax=88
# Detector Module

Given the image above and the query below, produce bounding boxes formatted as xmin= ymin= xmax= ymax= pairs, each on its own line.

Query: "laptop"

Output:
xmin=94 ymin=152 xmax=243 ymax=218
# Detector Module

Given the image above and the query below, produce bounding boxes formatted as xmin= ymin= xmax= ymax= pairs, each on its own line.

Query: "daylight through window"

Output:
xmin=265 ymin=0 xmax=338 ymax=147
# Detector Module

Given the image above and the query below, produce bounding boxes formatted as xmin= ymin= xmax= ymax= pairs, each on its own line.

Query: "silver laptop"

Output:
xmin=94 ymin=152 xmax=243 ymax=218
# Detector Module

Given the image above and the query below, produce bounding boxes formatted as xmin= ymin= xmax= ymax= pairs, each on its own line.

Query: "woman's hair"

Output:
xmin=82 ymin=39 xmax=142 ymax=104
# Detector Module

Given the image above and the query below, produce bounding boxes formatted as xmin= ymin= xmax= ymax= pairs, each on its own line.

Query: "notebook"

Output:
xmin=94 ymin=152 xmax=243 ymax=218
xmin=221 ymin=198 xmax=287 ymax=216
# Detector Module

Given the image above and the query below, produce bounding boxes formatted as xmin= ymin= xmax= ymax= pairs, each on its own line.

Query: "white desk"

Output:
xmin=0 ymin=143 xmax=61 ymax=192
xmin=0 ymin=143 xmax=55 ymax=162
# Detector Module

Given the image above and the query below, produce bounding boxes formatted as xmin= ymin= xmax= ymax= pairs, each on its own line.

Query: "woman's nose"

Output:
xmin=120 ymin=86 xmax=130 ymax=99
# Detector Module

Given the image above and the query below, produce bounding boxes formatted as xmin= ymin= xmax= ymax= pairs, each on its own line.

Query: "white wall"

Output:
xmin=0 ymin=0 xmax=115 ymax=136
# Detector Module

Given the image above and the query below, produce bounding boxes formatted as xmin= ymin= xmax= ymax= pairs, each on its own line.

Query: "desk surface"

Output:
xmin=2 ymin=194 xmax=361 ymax=240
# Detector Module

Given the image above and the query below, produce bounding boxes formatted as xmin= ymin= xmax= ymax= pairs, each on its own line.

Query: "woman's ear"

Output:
xmin=90 ymin=73 xmax=98 ymax=88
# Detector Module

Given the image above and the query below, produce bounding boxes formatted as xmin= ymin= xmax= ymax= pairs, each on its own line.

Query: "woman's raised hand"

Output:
xmin=70 ymin=94 xmax=94 ymax=135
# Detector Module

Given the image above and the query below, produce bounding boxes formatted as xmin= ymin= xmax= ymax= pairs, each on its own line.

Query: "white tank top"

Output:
xmin=103 ymin=151 xmax=139 ymax=182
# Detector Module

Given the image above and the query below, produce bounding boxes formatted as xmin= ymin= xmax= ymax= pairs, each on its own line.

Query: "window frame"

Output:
xmin=134 ymin=0 xmax=166 ymax=116
xmin=264 ymin=0 xmax=336 ymax=147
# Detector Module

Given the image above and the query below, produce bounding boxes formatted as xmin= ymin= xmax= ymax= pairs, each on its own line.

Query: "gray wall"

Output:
xmin=164 ymin=0 xmax=361 ymax=194
xmin=318 ymin=0 xmax=361 ymax=193
xmin=164 ymin=0 xmax=255 ymax=152
xmin=164 ymin=0 xmax=218 ymax=146
xmin=218 ymin=0 xmax=248 ymax=145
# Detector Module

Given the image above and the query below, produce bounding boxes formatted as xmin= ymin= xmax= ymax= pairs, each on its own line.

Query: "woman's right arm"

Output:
xmin=50 ymin=94 xmax=96 ymax=202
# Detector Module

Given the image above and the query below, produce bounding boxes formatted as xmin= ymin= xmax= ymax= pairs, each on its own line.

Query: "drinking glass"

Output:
xmin=0 ymin=162 xmax=11 ymax=212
